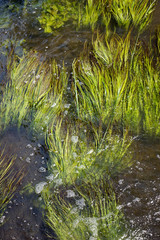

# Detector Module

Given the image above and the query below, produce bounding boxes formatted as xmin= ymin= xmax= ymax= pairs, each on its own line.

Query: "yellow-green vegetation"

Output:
xmin=38 ymin=0 xmax=111 ymax=33
xmin=111 ymin=0 xmax=156 ymax=32
xmin=47 ymin=118 xmax=132 ymax=185
xmin=0 ymin=150 xmax=23 ymax=223
xmin=73 ymin=32 xmax=130 ymax=130
xmin=38 ymin=0 xmax=82 ymax=33
xmin=73 ymin=32 xmax=160 ymax=137
xmin=43 ymin=180 xmax=127 ymax=240
xmin=0 ymin=51 xmax=68 ymax=134
xmin=79 ymin=0 xmax=111 ymax=30
xmin=124 ymin=46 xmax=160 ymax=136
xmin=1 ymin=1 xmax=160 ymax=238
xmin=38 ymin=0 xmax=156 ymax=34
xmin=157 ymin=26 xmax=160 ymax=54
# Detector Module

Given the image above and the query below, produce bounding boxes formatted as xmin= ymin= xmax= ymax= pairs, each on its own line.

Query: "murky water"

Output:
xmin=0 ymin=1 xmax=160 ymax=239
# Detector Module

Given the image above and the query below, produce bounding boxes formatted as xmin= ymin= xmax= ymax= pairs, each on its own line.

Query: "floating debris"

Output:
xmin=26 ymin=157 xmax=31 ymax=163
xmin=76 ymin=198 xmax=85 ymax=210
xmin=66 ymin=190 xmax=76 ymax=198
xmin=71 ymin=136 xmax=78 ymax=144
xmin=46 ymin=174 xmax=54 ymax=181
xmin=38 ymin=167 xmax=46 ymax=173
xmin=35 ymin=182 xmax=47 ymax=194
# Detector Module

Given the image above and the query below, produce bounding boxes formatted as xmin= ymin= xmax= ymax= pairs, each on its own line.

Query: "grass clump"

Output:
xmin=39 ymin=0 xmax=83 ymax=33
xmin=79 ymin=0 xmax=111 ymax=31
xmin=111 ymin=0 xmax=156 ymax=32
xmin=124 ymin=47 xmax=160 ymax=137
xmin=43 ymin=179 xmax=128 ymax=240
xmin=0 ymin=50 xmax=68 ymax=134
xmin=0 ymin=150 xmax=24 ymax=224
xmin=47 ymin=118 xmax=132 ymax=186
xmin=38 ymin=0 xmax=111 ymax=33
xmin=73 ymin=33 xmax=130 ymax=131
xmin=73 ymin=32 xmax=160 ymax=138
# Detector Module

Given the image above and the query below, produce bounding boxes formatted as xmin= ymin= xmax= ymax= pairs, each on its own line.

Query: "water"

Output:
xmin=0 ymin=1 xmax=160 ymax=239
xmin=115 ymin=139 xmax=160 ymax=240
xmin=0 ymin=127 xmax=49 ymax=240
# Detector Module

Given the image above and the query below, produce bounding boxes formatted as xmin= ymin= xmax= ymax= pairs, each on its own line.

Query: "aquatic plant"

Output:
xmin=0 ymin=50 xmax=68 ymax=134
xmin=38 ymin=0 xmax=112 ymax=33
xmin=0 ymin=150 xmax=23 ymax=224
xmin=73 ymin=33 xmax=130 ymax=131
xmin=123 ymin=47 xmax=160 ymax=137
xmin=47 ymin=118 xmax=132 ymax=185
xmin=79 ymin=0 xmax=111 ymax=30
xmin=73 ymin=32 xmax=160 ymax=137
xmin=43 ymin=179 xmax=128 ymax=240
xmin=111 ymin=0 xmax=156 ymax=32
xmin=38 ymin=0 xmax=82 ymax=33
xmin=157 ymin=25 xmax=160 ymax=54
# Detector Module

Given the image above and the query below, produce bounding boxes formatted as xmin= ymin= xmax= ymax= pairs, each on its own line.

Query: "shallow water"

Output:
xmin=0 ymin=128 xmax=49 ymax=240
xmin=115 ymin=140 xmax=160 ymax=240
xmin=0 ymin=1 xmax=160 ymax=239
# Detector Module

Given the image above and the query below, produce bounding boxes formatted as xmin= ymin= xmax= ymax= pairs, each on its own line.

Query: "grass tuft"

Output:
xmin=0 ymin=149 xmax=24 ymax=223
xmin=0 ymin=51 xmax=68 ymax=134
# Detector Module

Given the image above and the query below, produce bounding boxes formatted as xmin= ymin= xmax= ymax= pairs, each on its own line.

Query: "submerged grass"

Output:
xmin=43 ymin=178 xmax=128 ymax=240
xmin=0 ymin=149 xmax=24 ymax=223
xmin=0 ymin=50 xmax=68 ymax=134
xmin=39 ymin=0 xmax=82 ymax=33
xmin=124 ymin=48 xmax=160 ymax=136
xmin=73 ymin=32 xmax=160 ymax=138
xmin=73 ymin=32 xmax=130 ymax=131
xmin=111 ymin=0 xmax=156 ymax=32
xmin=47 ymin=118 xmax=132 ymax=186
xmin=38 ymin=0 xmax=155 ymax=34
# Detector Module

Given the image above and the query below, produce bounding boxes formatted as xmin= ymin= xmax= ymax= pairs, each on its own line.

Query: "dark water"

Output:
xmin=0 ymin=1 xmax=160 ymax=239
xmin=115 ymin=140 xmax=160 ymax=240
xmin=0 ymin=128 xmax=49 ymax=240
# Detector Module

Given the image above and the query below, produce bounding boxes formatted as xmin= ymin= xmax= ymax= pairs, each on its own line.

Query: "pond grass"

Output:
xmin=47 ymin=118 xmax=132 ymax=186
xmin=124 ymin=47 xmax=160 ymax=136
xmin=0 ymin=150 xmax=24 ymax=223
xmin=111 ymin=0 xmax=156 ymax=32
xmin=0 ymin=51 xmax=68 ymax=134
xmin=39 ymin=0 xmax=83 ymax=33
xmin=73 ymin=32 xmax=160 ymax=138
xmin=43 ymin=179 xmax=127 ymax=240
xmin=73 ymin=32 xmax=130 ymax=131
xmin=38 ymin=0 xmax=156 ymax=34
